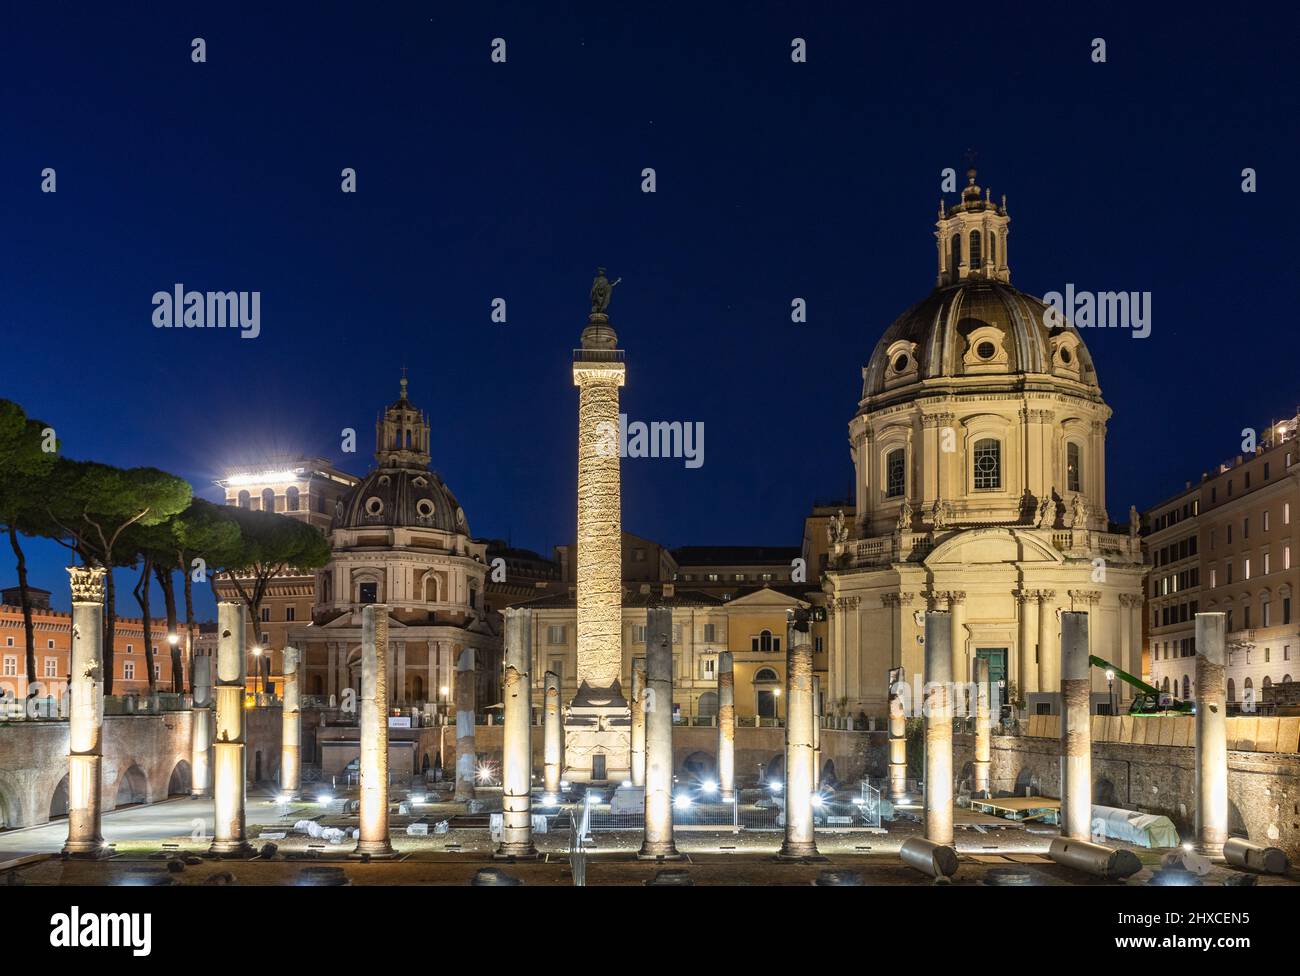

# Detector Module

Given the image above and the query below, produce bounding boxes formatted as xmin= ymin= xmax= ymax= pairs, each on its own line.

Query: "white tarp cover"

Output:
xmin=1091 ymin=804 xmax=1180 ymax=849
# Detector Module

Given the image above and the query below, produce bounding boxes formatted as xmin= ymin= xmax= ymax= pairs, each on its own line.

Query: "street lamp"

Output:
xmin=166 ymin=633 xmax=179 ymax=691
xmin=1105 ymin=669 xmax=1115 ymax=716
xmin=252 ymin=645 xmax=263 ymax=698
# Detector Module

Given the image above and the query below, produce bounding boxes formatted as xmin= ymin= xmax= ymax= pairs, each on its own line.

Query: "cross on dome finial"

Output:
xmin=399 ymin=366 xmax=408 ymax=400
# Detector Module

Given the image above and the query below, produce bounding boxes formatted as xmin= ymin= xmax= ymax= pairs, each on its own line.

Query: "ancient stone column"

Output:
xmin=543 ymin=669 xmax=562 ymax=795
xmin=1060 ymin=610 xmax=1091 ymax=841
xmin=281 ymin=645 xmax=301 ymax=799
xmin=717 ymin=651 xmax=735 ymax=801
xmin=210 ymin=601 xmax=252 ymax=856
xmin=972 ymin=656 xmax=991 ymax=796
xmin=811 ymin=674 xmax=822 ymax=791
xmin=63 ymin=566 xmax=106 ymax=857
xmin=1017 ymin=589 xmax=1037 ymax=694
xmin=888 ymin=686 xmax=908 ymax=802
xmin=354 ymin=604 xmax=395 ymax=858
xmin=190 ymin=653 xmax=213 ymax=799
xmin=1037 ymin=590 xmax=1057 ymax=692
xmin=779 ymin=621 xmax=820 ymax=859
xmin=630 ymin=658 xmax=647 ymax=787
xmin=1194 ymin=612 xmax=1229 ymax=855
xmin=498 ymin=608 xmax=537 ymax=858
xmin=924 ymin=611 xmax=953 ymax=845
xmin=639 ymin=608 xmax=680 ymax=859
xmin=454 ymin=647 xmax=477 ymax=802
xmin=948 ymin=592 xmax=967 ymax=690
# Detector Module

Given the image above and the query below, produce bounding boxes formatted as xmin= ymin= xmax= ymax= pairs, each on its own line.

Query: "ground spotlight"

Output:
xmin=674 ymin=793 xmax=693 ymax=810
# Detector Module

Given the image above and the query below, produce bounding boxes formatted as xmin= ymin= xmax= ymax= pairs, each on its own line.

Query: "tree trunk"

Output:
xmin=134 ymin=558 xmax=157 ymax=694
xmin=155 ymin=564 xmax=181 ymax=692
xmin=181 ymin=550 xmax=195 ymax=694
xmin=103 ymin=567 xmax=116 ymax=696
xmin=6 ymin=523 xmax=37 ymax=696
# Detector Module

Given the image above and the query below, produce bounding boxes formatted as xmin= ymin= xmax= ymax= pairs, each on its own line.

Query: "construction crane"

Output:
xmin=1088 ymin=655 xmax=1195 ymax=715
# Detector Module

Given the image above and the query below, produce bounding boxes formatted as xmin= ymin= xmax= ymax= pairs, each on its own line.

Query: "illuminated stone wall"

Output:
xmin=573 ymin=362 xmax=626 ymax=690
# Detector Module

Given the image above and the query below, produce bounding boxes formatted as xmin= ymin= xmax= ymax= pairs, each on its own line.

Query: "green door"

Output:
xmin=976 ymin=648 xmax=1008 ymax=714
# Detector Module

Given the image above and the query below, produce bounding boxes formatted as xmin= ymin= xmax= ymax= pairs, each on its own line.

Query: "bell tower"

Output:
xmin=375 ymin=371 xmax=431 ymax=468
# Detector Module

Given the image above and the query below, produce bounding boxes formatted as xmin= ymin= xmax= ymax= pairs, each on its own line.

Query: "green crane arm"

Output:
xmin=1089 ymin=654 xmax=1160 ymax=698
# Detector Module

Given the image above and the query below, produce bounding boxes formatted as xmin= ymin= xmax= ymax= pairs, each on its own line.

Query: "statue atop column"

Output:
xmin=590 ymin=267 xmax=622 ymax=314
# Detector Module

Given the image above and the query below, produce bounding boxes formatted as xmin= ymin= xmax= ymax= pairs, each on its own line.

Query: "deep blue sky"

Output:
xmin=3 ymin=2 xmax=1297 ymax=619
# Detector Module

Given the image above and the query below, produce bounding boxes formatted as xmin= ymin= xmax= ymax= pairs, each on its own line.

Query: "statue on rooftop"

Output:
xmin=590 ymin=267 xmax=622 ymax=314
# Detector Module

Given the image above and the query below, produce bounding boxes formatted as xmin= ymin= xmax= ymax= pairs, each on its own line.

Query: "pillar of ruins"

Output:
xmin=888 ymin=683 xmax=908 ymax=802
xmin=972 ymin=656 xmax=991 ymax=796
xmin=498 ymin=608 xmax=537 ymax=858
xmin=779 ymin=620 xmax=820 ymax=859
xmin=63 ymin=566 xmax=107 ymax=857
xmin=190 ymin=653 xmax=213 ymax=799
xmin=543 ymin=669 xmax=562 ymax=795
xmin=717 ymin=651 xmax=736 ymax=801
xmin=812 ymin=674 xmax=823 ymax=790
xmin=630 ymin=658 xmax=647 ymax=787
xmin=1060 ymin=610 xmax=1091 ymax=841
xmin=281 ymin=645 xmax=301 ymax=799
xmin=210 ymin=601 xmax=252 ymax=856
xmin=639 ymin=608 xmax=680 ymax=859
xmin=1017 ymin=589 xmax=1038 ymax=694
xmin=454 ymin=647 xmax=477 ymax=802
xmin=1037 ymin=589 xmax=1057 ymax=692
xmin=354 ymin=604 xmax=396 ymax=858
xmin=924 ymin=611 xmax=953 ymax=845
xmin=1194 ymin=612 xmax=1229 ymax=855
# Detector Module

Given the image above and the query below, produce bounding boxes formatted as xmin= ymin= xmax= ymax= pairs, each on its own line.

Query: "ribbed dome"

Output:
xmin=860 ymin=279 xmax=1101 ymax=402
xmin=333 ymin=466 xmax=468 ymax=535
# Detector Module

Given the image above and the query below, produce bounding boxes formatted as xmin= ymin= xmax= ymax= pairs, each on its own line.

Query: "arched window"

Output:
xmin=754 ymin=667 xmax=779 ymax=683
xmin=969 ymin=230 xmax=982 ymax=270
xmin=285 ymin=486 xmax=300 ymax=512
xmin=237 ymin=490 xmax=251 ymax=509
xmin=755 ymin=630 xmax=774 ymax=652
xmin=1182 ymin=675 xmax=1191 ymax=700
xmin=989 ymin=232 xmax=997 ymax=268
xmin=885 ymin=448 xmax=905 ymax=498
xmin=1244 ymin=677 xmax=1253 ymax=690
xmin=1067 ymin=442 xmax=1082 ymax=493
xmin=1227 ymin=678 xmax=1236 ymax=703
xmin=973 ymin=438 xmax=1001 ymax=490
xmin=1284 ymin=674 xmax=1293 ymax=684
xmin=261 ymin=488 xmax=275 ymax=512
xmin=950 ymin=234 xmax=961 ymax=273
xmin=1161 ymin=676 xmax=1170 ymax=692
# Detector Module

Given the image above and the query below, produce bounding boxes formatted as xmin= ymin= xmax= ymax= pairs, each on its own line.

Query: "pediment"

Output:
xmin=924 ymin=527 xmax=1064 ymax=567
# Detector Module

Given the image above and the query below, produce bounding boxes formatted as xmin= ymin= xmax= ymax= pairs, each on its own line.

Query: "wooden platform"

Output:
xmin=968 ymin=796 xmax=1061 ymax=822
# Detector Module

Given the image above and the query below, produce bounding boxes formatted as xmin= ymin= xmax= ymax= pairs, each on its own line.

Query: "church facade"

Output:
xmin=822 ymin=172 xmax=1146 ymax=720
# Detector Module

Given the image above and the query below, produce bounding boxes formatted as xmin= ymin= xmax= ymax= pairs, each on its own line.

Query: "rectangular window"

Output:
xmin=126 ymin=643 xmax=133 ymax=654
xmin=1287 ymin=546 xmax=1293 ymax=570
xmin=1264 ymin=511 xmax=1271 ymax=531
xmin=815 ymin=636 xmax=824 ymax=653
xmin=1067 ymin=442 xmax=1081 ymax=493
xmin=1286 ymin=503 xmax=1292 ymax=525
xmin=260 ymin=607 xmax=271 ymax=622
xmin=703 ymin=623 xmax=716 ymax=643
xmin=1210 ymin=568 xmax=1216 ymax=588
xmin=547 ymin=625 xmax=566 ymax=645
xmin=633 ymin=625 xmax=646 ymax=644
xmin=1264 ymin=552 xmax=1271 ymax=574
xmin=1285 ymin=599 xmax=1292 ymax=626
xmin=1264 ymin=602 xmax=1272 ymax=627
xmin=700 ymin=657 xmax=716 ymax=679
xmin=3 ymin=637 xmax=11 ymax=648
xmin=1245 ymin=558 xmax=1251 ymax=580
xmin=885 ymin=449 xmax=905 ymax=499
xmin=1243 ymin=518 xmax=1249 ymax=539
xmin=973 ymin=438 xmax=1002 ymax=490
xmin=46 ymin=639 xmax=55 ymax=649
xmin=124 ymin=661 xmax=135 ymax=680
xmin=2 ymin=656 xmax=16 ymax=676
xmin=1244 ymin=606 xmax=1252 ymax=628
xmin=285 ymin=606 xmax=295 ymax=622
xmin=43 ymin=657 xmax=57 ymax=677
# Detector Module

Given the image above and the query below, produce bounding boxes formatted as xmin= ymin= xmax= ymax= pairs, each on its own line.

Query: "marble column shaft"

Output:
xmin=190 ymin=654 xmax=213 ymax=798
xmin=811 ymin=674 xmax=822 ymax=791
xmin=973 ymin=656 xmax=991 ymax=795
xmin=498 ymin=608 xmax=537 ymax=857
xmin=1037 ymin=590 xmax=1057 ymax=692
xmin=211 ymin=601 xmax=251 ymax=855
xmin=543 ymin=670 xmax=562 ymax=794
xmin=888 ymin=688 xmax=908 ymax=802
xmin=717 ymin=651 xmax=735 ymax=800
xmin=281 ymin=645 xmax=301 ymax=797
xmin=454 ymin=647 xmax=477 ymax=802
xmin=779 ymin=623 xmax=819 ymax=858
xmin=924 ymin=611 xmax=953 ymax=845
xmin=630 ymin=658 xmax=647 ymax=787
xmin=1195 ymin=613 xmax=1229 ymax=854
xmin=64 ymin=566 xmax=106 ymax=856
xmin=355 ymin=605 xmax=395 ymax=857
xmin=1060 ymin=611 xmax=1091 ymax=841
xmin=639 ymin=608 xmax=679 ymax=858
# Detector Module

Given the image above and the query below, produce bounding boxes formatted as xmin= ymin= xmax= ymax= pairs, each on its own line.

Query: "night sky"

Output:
xmin=3 ymin=2 xmax=1297 ymax=619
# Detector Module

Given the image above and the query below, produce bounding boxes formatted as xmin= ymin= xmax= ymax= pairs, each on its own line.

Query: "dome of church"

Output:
xmin=330 ymin=375 xmax=469 ymax=535
xmin=860 ymin=279 xmax=1102 ymax=402
xmin=333 ymin=466 xmax=467 ymax=534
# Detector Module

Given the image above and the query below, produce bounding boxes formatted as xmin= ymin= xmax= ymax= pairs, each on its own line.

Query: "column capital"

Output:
xmin=946 ymin=590 xmax=967 ymax=605
xmin=1118 ymin=592 xmax=1143 ymax=608
xmin=67 ymin=565 xmax=106 ymax=604
xmin=1037 ymin=589 xmax=1056 ymax=603
xmin=1068 ymin=589 xmax=1102 ymax=606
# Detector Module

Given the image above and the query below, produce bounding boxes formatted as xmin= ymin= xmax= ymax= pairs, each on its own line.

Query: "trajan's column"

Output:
xmin=565 ymin=268 xmax=631 ymax=783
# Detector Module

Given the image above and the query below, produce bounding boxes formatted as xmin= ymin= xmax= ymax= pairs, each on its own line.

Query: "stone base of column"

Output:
xmin=494 ymin=843 xmax=540 ymax=860
xmin=775 ymin=841 xmax=826 ymax=862
xmin=1194 ymin=838 xmax=1226 ymax=857
xmin=189 ymin=788 xmax=212 ymax=800
xmin=636 ymin=842 xmax=684 ymax=861
xmin=206 ymin=840 xmax=256 ymax=858
xmin=350 ymin=840 xmax=399 ymax=860
xmin=61 ymin=842 xmax=111 ymax=859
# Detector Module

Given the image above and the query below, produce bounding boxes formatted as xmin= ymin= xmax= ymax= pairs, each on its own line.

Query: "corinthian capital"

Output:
xmin=67 ymin=565 xmax=106 ymax=604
